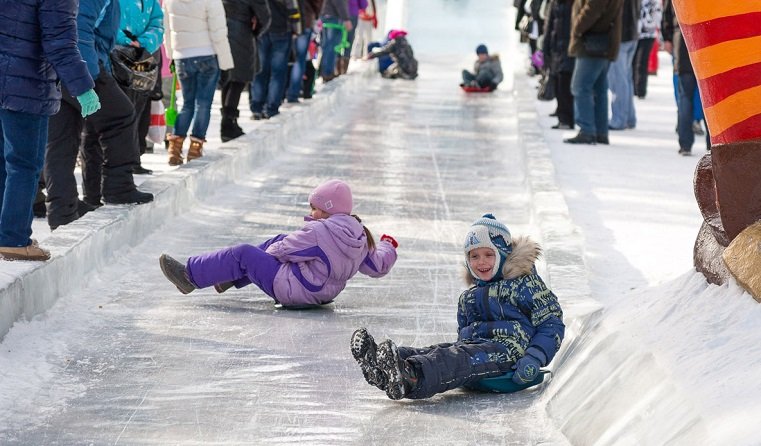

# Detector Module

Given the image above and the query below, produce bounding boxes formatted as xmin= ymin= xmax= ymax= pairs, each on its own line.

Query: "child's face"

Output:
xmin=478 ymin=53 xmax=488 ymax=62
xmin=310 ymin=204 xmax=330 ymax=220
xmin=468 ymin=247 xmax=497 ymax=281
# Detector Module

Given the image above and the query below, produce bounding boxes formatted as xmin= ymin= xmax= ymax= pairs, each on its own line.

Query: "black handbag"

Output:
xmin=537 ymin=72 xmax=556 ymax=101
xmin=582 ymin=31 xmax=611 ymax=57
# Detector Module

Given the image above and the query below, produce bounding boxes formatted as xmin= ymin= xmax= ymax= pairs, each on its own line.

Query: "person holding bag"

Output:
xmin=563 ymin=0 xmax=623 ymax=145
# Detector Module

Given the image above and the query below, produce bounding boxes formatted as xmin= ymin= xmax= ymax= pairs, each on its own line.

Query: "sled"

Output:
xmin=466 ymin=369 xmax=550 ymax=393
xmin=460 ymin=84 xmax=495 ymax=93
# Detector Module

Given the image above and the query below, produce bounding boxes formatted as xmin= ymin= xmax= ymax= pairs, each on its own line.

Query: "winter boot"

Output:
xmin=214 ymin=281 xmax=235 ymax=293
xmin=377 ymin=339 xmax=419 ymax=400
xmin=350 ymin=328 xmax=386 ymax=390
xmin=0 ymin=243 xmax=51 ymax=261
xmin=167 ymin=134 xmax=185 ymax=166
xmin=159 ymin=254 xmax=196 ymax=294
xmin=220 ymin=107 xmax=245 ymax=142
xmin=187 ymin=137 xmax=204 ymax=161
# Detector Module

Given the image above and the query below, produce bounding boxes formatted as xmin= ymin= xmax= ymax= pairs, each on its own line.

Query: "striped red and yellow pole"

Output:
xmin=675 ymin=1 xmax=761 ymax=145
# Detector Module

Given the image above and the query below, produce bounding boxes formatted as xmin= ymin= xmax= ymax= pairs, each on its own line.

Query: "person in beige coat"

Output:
xmin=163 ymin=0 xmax=234 ymax=165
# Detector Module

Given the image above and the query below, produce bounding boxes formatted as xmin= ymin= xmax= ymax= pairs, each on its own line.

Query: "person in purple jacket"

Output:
xmin=158 ymin=179 xmax=399 ymax=307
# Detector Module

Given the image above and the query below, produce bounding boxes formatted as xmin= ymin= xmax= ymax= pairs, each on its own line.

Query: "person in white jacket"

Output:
xmin=163 ymin=0 xmax=234 ymax=165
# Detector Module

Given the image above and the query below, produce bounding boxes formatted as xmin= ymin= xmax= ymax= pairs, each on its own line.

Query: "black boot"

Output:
xmin=102 ymin=165 xmax=153 ymax=204
xmin=214 ymin=281 xmax=235 ymax=293
xmin=221 ymin=107 xmax=244 ymax=142
xmin=104 ymin=189 xmax=154 ymax=205
xmin=563 ymin=132 xmax=597 ymax=145
xmin=159 ymin=254 xmax=196 ymax=294
xmin=351 ymin=328 xmax=386 ymax=390
xmin=377 ymin=339 xmax=419 ymax=400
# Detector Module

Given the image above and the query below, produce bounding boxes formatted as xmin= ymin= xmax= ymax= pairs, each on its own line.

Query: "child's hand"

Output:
xmin=380 ymin=234 xmax=398 ymax=248
xmin=511 ymin=347 xmax=546 ymax=385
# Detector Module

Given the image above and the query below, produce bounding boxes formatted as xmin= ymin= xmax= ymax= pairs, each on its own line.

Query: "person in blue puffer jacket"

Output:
xmin=44 ymin=0 xmax=154 ymax=231
xmin=0 ymin=0 xmax=99 ymax=261
xmin=351 ymin=214 xmax=565 ymax=400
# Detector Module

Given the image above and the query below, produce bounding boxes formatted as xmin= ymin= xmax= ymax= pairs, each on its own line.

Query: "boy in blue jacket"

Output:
xmin=351 ymin=214 xmax=565 ymax=400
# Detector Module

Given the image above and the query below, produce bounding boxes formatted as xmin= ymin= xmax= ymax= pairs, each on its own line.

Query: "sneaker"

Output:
xmin=350 ymin=328 xmax=386 ymax=390
xmin=692 ymin=120 xmax=704 ymax=135
xmin=377 ymin=339 xmax=418 ymax=400
xmin=0 ymin=243 xmax=51 ymax=261
xmin=563 ymin=132 xmax=597 ymax=145
xmin=159 ymin=254 xmax=196 ymax=294
xmin=104 ymin=189 xmax=154 ymax=205
xmin=214 ymin=281 xmax=235 ymax=293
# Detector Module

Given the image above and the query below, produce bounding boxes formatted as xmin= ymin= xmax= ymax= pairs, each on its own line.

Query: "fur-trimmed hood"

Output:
xmin=463 ymin=236 xmax=541 ymax=285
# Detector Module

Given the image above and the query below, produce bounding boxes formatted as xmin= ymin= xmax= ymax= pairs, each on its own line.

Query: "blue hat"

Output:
xmin=463 ymin=214 xmax=512 ymax=281
xmin=476 ymin=44 xmax=488 ymax=55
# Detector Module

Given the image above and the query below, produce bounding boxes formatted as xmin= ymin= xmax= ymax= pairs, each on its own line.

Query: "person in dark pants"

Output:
xmin=285 ymin=0 xmax=322 ymax=103
xmin=351 ymin=214 xmax=564 ymax=400
xmin=632 ymin=0 xmax=661 ymax=98
xmin=44 ymin=0 xmax=153 ymax=231
xmin=220 ymin=0 xmax=271 ymax=141
xmin=250 ymin=0 xmax=295 ymax=119
xmin=543 ymin=0 xmax=576 ymax=129
xmin=0 ymin=0 xmax=98 ymax=261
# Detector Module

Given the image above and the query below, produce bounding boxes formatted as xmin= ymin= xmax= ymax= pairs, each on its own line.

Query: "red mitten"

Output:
xmin=372 ymin=15 xmax=378 ymax=29
xmin=380 ymin=234 xmax=398 ymax=248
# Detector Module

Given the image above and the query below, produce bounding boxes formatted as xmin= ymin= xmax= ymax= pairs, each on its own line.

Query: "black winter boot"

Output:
xmin=159 ymin=254 xmax=196 ymax=294
xmin=351 ymin=328 xmax=386 ymax=390
xmin=214 ymin=281 xmax=235 ymax=293
xmin=377 ymin=339 xmax=419 ymax=400
xmin=220 ymin=107 xmax=244 ymax=142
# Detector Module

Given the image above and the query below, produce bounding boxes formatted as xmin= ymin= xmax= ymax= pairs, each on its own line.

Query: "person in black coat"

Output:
xmin=220 ymin=0 xmax=271 ymax=141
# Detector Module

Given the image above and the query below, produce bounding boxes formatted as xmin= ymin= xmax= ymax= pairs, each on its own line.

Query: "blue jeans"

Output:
xmin=677 ymin=72 xmax=709 ymax=150
xmin=250 ymin=32 xmax=292 ymax=116
xmin=0 ymin=108 xmax=48 ymax=246
xmin=286 ymin=29 xmax=313 ymax=102
xmin=174 ymin=55 xmax=221 ymax=139
xmin=319 ymin=17 xmax=343 ymax=77
xmin=608 ymin=40 xmax=637 ymax=129
xmin=571 ymin=56 xmax=611 ymax=136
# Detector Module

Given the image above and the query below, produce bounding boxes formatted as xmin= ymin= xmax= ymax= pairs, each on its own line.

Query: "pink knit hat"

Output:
xmin=309 ymin=179 xmax=353 ymax=215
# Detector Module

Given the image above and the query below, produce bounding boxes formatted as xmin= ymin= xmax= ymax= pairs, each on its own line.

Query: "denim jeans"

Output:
xmin=677 ymin=72 xmax=704 ymax=150
xmin=608 ymin=40 xmax=637 ymax=129
xmin=319 ymin=17 xmax=342 ymax=77
xmin=0 ymin=108 xmax=48 ymax=246
xmin=174 ymin=55 xmax=220 ymax=139
xmin=571 ymin=56 xmax=611 ymax=136
xmin=250 ymin=32 xmax=292 ymax=116
xmin=286 ymin=29 xmax=313 ymax=102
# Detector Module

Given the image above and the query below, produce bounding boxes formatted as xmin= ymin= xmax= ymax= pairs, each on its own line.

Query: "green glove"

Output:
xmin=76 ymin=89 xmax=101 ymax=118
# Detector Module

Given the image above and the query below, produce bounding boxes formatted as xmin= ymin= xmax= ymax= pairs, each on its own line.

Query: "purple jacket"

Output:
xmin=348 ymin=0 xmax=367 ymax=17
xmin=265 ymin=214 xmax=397 ymax=305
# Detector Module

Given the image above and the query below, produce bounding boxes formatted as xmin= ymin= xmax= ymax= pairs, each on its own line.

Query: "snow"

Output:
xmin=1 ymin=0 xmax=760 ymax=444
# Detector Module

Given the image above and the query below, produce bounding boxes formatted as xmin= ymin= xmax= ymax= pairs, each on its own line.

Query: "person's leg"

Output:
xmin=173 ymin=57 xmax=200 ymax=138
xmin=44 ymin=92 xmax=84 ymax=229
xmin=0 ymin=109 xmax=48 ymax=247
xmin=189 ymin=55 xmax=221 ymax=140
xmin=266 ymin=33 xmax=293 ymax=117
xmin=319 ymin=17 xmax=341 ymax=80
xmin=607 ymin=41 xmax=632 ymax=129
xmin=633 ymin=38 xmax=654 ymax=98
xmin=394 ymin=340 xmax=514 ymax=400
xmin=251 ymin=33 xmax=273 ymax=116
xmin=286 ymin=29 xmax=312 ymax=102
xmin=87 ymin=71 xmax=150 ymax=203
xmin=593 ymin=59 xmax=611 ymax=139
xmin=570 ymin=57 xmax=600 ymax=136
xmin=462 ymin=70 xmax=476 ymax=84
xmin=186 ymin=243 xmax=282 ymax=298
xmin=556 ymin=70 xmax=575 ymax=126
xmin=677 ymin=73 xmax=697 ymax=152
xmin=620 ymin=41 xmax=638 ymax=128
xmin=80 ymin=121 xmax=104 ymax=206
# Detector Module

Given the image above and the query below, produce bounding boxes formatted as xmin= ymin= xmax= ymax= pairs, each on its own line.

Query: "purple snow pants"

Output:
xmin=186 ymin=234 xmax=286 ymax=298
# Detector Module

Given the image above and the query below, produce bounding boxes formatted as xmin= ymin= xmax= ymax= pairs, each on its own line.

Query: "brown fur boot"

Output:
xmin=167 ymin=135 xmax=185 ymax=166
xmin=187 ymin=137 xmax=205 ymax=161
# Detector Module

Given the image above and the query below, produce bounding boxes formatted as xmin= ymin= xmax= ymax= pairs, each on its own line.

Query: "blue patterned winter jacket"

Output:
xmin=457 ymin=236 xmax=565 ymax=365
xmin=116 ymin=0 xmax=164 ymax=53
xmin=78 ymin=0 xmax=121 ymax=79
xmin=0 ymin=0 xmax=94 ymax=115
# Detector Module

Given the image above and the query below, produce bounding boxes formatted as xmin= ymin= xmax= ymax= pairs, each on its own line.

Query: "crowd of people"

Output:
xmin=0 ymin=0 xmax=386 ymax=262
xmin=516 ymin=0 xmax=710 ymax=153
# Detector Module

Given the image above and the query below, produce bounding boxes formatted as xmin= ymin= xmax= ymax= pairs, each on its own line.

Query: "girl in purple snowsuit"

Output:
xmin=159 ymin=179 xmax=398 ymax=307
